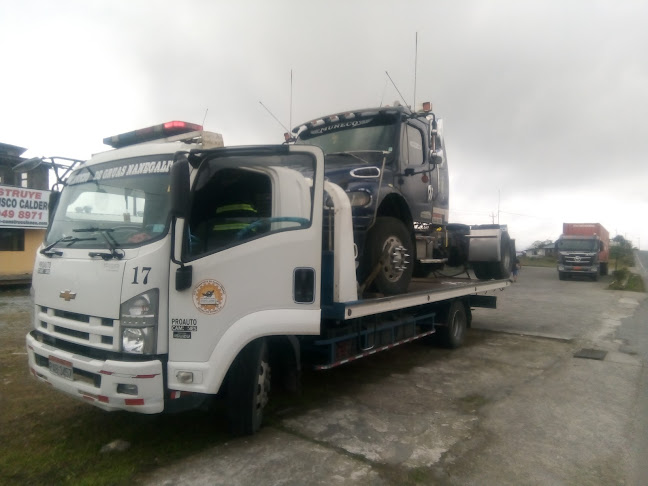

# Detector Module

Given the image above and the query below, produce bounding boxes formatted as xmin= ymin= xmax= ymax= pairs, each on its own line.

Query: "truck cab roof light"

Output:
xmin=103 ymin=121 xmax=203 ymax=148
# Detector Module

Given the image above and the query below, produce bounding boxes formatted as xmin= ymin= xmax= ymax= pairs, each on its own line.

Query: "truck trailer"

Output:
xmin=26 ymin=119 xmax=510 ymax=435
xmin=555 ymin=223 xmax=610 ymax=280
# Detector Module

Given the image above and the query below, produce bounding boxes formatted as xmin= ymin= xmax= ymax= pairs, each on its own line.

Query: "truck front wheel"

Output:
xmin=365 ymin=217 xmax=414 ymax=295
xmin=226 ymin=339 xmax=271 ymax=436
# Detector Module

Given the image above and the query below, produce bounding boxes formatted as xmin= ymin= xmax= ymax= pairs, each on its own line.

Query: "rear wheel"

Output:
xmin=226 ymin=339 xmax=270 ymax=436
xmin=471 ymin=231 xmax=512 ymax=280
xmin=437 ymin=300 xmax=468 ymax=348
xmin=364 ymin=217 xmax=414 ymax=295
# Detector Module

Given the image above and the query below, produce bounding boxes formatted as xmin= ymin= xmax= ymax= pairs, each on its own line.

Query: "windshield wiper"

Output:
xmin=73 ymin=227 xmax=125 ymax=260
xmin=40 ymin=236 xmax=98 ymax=257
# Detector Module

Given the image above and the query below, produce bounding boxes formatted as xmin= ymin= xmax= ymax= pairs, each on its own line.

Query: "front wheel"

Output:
xmin=226 ymin=339 xmax=271 ymax=436
xmin=364 ymin=217 xmax=414 ymax=295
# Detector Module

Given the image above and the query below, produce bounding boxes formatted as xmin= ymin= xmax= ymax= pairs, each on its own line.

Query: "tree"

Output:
xmin=611 ymin=235 xmax=634 ymax=269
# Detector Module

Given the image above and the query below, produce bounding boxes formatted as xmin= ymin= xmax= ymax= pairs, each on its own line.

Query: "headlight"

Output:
xmin=120 ymin=289 xmax=158 ymax=354
xmin=347 ymin=190 xmax=372 ymax=207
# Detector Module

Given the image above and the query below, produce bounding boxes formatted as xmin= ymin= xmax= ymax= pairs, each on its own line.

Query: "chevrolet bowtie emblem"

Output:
xmin=59 ymin=290 xmax=77 ymax=302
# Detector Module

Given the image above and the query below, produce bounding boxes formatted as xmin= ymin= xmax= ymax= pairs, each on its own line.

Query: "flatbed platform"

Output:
xmin=322 ymin=277 xmax=511 ymax=320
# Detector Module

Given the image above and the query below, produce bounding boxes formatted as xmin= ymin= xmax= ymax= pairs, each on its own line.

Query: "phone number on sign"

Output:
xmin=0 ymin=210 xmax=44 ymax=220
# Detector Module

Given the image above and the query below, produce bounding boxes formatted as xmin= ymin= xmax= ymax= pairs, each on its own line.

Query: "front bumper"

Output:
xmin=558 ymin=264 xmax=598 ymax=275
xmin=26 ymin=331 xmax=164 ymax=414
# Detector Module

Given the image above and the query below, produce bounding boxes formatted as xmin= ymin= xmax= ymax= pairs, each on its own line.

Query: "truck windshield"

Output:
xmin=45 ymin=155 xmax=173 ymax=248
xmin=556 ymin=239 xmax=599 ymax=252
xmin=295 ymin=118 xmax=396 ymax=163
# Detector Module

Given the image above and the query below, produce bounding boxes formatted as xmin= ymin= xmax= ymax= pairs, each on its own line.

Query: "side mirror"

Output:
xmin=170 ymin=156 xmax=190 ymax=219
xmin=176 ymin=265 xmax=193 ymax=291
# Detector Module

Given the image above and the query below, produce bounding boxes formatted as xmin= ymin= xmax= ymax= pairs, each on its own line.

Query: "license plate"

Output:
xmin=49 ymin=356 xmax=73 ymax=381
xmin=573 ymin=266 xmax=582 ymax=271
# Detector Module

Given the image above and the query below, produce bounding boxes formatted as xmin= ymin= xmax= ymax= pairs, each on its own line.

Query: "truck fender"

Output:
xmin=267 ymin=335 xmax=301 ymax=393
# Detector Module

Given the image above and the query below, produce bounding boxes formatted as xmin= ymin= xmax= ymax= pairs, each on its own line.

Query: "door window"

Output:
xmin=186 ymin=154 xmax=315 ymax=258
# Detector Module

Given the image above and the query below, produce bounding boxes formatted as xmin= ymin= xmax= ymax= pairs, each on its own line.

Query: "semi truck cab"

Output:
xmin=292 ymin=103 xmax=511 ymax=295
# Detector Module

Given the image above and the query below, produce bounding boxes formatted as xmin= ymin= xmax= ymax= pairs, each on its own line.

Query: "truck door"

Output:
xmin=166 ymin=145 xmax=324 ymax=394
xmin=398 ymin=123 xmax=435 ymax=223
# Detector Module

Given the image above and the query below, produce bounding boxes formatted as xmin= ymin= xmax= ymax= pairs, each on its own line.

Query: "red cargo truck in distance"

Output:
xmin=555 ymin=223 xmax=610 ymax=280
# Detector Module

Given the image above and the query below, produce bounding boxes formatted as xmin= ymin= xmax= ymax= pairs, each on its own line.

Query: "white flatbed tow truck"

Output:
xmin=25 ymin=121 xmax=510 ymax=435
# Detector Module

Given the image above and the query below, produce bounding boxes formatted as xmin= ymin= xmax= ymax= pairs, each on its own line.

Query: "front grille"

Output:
xmin=565 ymin=254 xmax=593 ymax=265
xmin=37 ymin=305 xmax=119 ymax=352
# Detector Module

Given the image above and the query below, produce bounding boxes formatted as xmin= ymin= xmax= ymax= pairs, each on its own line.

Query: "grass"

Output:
xmin=519 ymin=256 xmax=555 ymax=268
xmin=0 ymin=287 xmax=233 ymax=486
xmin=608 ymin=268 xmax=646 ymax=292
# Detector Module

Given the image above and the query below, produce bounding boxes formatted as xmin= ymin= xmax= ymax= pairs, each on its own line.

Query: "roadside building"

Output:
xmin=0 ymin=143 xmax=50 ymax=285
xmin=526 ymin=241 xmax=556 ymax=258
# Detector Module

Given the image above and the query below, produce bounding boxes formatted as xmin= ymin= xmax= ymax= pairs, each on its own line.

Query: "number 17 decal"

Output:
xmin=132 ymin=266 xmax=152 ymax=284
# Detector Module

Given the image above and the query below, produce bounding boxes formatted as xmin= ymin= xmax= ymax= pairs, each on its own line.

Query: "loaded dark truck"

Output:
xmin=25 ymin=120 xmax=511 ymax=436
xmin=291 ymin=102 xmax=512 ymax=295
xmin=555 ymin=222 xmax=610 ymax=280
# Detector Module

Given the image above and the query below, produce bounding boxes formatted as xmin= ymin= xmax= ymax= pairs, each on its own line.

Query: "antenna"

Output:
xmin=379 ymin=78 xmax=388 ymax=107
xmin=202 ymin=108 xmax=209 ymax=127
xmin=259 ymin=101 xmax=290 ymax=133
xmin=289 ymin=70 xmax=293 ymax=132
xmin=385 ymin=71 xmax=409 ymax=107
xmin=413 ymin=32 xmax=418 ymax=109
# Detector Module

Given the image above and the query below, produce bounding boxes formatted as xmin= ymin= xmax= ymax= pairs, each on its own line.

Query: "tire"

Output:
xmin=600 ymin=262 xmax=608 ymax=276
xmin=364 ymin=217 xmax=414 ymax=295
xmin=226 ymin=339 xmax=271 ymax=436
xmin=471 ymin=232 xmax=512 ymax=280
xmin=558 ymin=271 xmax=566 ymax=280
xmin=437 ymin=300 xmax=468 ymax=349
xmin=491 ymin=231 xmax=512 ymax=279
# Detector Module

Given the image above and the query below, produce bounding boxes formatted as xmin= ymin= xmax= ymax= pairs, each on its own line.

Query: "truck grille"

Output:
xmin=37 ymin=305 xmax=119 ymax=351
xmin=564 ymin=254 xmax=593 ymax=265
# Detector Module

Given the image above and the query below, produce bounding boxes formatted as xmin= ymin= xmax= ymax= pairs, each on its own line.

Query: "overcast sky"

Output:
xmin=2 ymin=0 xmax=647 ymax=250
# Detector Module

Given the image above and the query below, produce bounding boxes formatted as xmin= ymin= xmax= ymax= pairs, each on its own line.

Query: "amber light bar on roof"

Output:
xmin=103 ymin=121 xmax=203 ymax=149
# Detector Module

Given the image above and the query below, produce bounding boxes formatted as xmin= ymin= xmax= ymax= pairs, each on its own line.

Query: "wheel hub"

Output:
xmin=381 ymin=236 xmax=410 ymax=282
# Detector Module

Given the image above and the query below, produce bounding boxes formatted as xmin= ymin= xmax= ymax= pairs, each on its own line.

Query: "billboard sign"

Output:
xmin=0 ymin=185 xmax=50 ymax=229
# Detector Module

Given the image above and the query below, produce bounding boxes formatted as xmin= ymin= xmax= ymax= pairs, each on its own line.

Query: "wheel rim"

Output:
xmin=450 ymin=309 xmax=466 ymax=339
xmin=380 ymin=235 xmax=410 ymax=282
xmin=255 ymin=359 xmax=271 ymax=418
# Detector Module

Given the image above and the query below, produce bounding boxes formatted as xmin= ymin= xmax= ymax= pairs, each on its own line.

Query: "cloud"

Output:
xmin=1 ymin=0 xmax=646 ymax=249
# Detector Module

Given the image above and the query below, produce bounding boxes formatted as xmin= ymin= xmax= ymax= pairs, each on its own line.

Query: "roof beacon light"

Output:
xmin=421 ymin=101 xmax=432 ymax=112
xmin=104 ymin=121 xmax=203 ymax=148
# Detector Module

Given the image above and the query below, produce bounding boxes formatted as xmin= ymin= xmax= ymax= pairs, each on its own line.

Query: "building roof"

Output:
xmin=0 ymin=142 xmax=28 ymax=159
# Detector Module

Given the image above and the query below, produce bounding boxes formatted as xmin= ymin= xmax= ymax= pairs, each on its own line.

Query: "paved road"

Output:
xmin=141 ymin=265 xmax=647 ymax=486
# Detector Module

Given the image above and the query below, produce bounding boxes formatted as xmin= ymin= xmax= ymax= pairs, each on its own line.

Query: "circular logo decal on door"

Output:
xmin=192 ymin=279 xmax=226 ymax=314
